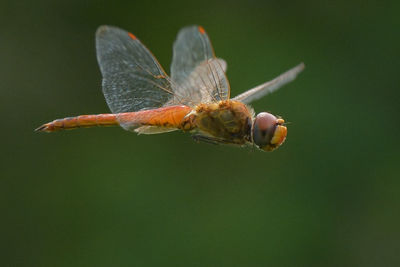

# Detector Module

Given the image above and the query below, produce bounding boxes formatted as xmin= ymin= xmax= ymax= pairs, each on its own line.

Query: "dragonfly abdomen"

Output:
xmin=35 ymin=114 xmax=118 ymax=132
xmin=36 ymin=106 xmax=194 ymax=133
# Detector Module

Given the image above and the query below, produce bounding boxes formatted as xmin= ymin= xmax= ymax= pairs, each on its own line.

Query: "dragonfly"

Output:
xmin=36 ymin=25 xmax=304 ymax=151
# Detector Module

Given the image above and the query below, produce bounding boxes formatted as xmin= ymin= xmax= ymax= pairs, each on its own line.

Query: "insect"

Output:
xmin=36 ymin=25 xmax=304 ymax=151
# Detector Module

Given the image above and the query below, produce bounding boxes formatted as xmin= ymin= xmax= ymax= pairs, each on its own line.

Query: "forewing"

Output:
xmin=170 ymin=26 xmax=229 ymax=105
xmin=169 ymin=58 xmax=229 ymax=106
xmin=96 ymin=25 xmax=174 ymax=113
xmin=233 ymin=63 xmax=305 ymax=104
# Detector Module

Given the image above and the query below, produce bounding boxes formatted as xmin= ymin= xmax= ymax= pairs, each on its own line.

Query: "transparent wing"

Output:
xmin=170 ymin=25 xmax=229 ymax=105
xmin=169 ymin=58 xmax=229 ymax=106
xmin=233 ymin=63 xmax=305 ymax=104
xmin=96 ymin=25 xmax=175 ymax=113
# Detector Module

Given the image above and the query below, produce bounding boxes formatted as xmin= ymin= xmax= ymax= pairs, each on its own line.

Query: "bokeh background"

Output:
xmin=1 ymin=0 xmax=399 ymax=266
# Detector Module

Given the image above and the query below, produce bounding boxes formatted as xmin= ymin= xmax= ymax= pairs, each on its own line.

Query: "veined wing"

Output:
xmin=96 ymin=25 xmax=175 ymax=113
xmin=233 ymin=63 xmax=305 ymax=104
xmin=170 ymin=58 xmax=228 ymax=106
xmin=170 ymin=25 xmax=230 ymax=105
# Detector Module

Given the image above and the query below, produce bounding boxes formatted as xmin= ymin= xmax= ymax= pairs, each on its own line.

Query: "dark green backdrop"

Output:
xmin=1 ymin=0 xmax=399 ymax=266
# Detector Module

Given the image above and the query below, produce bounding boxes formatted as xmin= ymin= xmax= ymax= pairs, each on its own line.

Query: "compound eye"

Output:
xmin=252 ymin=112 xmax=287 ymax=151
xmin=252 ymin=112 xmax=277 ymax=147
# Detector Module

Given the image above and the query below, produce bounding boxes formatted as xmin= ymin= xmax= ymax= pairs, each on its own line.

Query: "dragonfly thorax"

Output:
xmin=192 ymin=100 xmax=253 ymax=145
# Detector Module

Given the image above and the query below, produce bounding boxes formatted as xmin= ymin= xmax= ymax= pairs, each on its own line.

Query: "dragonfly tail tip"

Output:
xmin=35 ymin=124 xmax=49 ymax=132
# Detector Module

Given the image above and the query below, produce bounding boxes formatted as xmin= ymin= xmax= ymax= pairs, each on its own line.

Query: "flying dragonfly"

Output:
xmin=36 ymin=25 xmax=304 ymax=151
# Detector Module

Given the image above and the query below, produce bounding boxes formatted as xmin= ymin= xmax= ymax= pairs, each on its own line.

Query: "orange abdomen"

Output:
xmin=117 ymin=105 xmax=193 ymax=130
xmin=36 ymin=105 xmax=194 ymax=133
xmin=35 ymin=114 xmax=119 ymax=132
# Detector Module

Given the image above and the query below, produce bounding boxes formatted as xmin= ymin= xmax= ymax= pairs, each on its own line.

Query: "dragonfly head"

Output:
xmin=252 ymin=112 xmax=287 ymax=151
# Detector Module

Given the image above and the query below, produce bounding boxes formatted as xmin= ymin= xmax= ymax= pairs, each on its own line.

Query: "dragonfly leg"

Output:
xmin=191 ymin=134 xmax=237 ymax=145
xmin=192 ymin=135 xmax=221 ymax=145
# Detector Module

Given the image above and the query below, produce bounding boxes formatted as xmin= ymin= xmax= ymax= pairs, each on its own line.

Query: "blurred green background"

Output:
xmin=1 ymin=0 xmax=399 ymax=266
